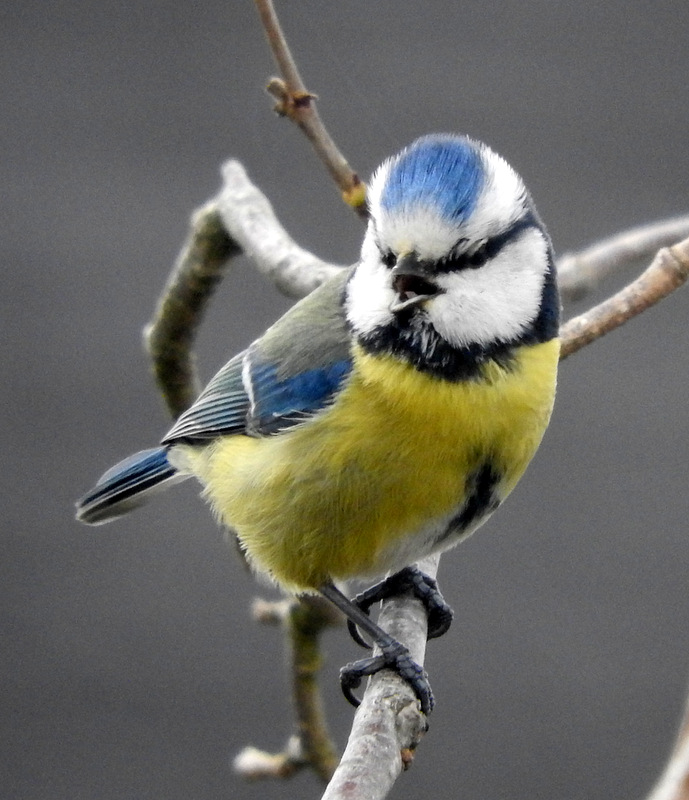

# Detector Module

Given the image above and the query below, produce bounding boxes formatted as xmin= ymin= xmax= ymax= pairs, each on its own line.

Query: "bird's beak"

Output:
xmin=389 ymin=253 xmax=442 ymax=313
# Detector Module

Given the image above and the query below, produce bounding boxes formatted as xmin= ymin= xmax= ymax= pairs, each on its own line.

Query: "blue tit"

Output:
xmin=77 ymin=134 xmax=560 ymax=714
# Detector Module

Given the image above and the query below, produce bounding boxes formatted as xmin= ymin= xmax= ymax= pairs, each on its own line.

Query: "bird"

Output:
xmin=76 ymin=133 xmax=560 ymax=714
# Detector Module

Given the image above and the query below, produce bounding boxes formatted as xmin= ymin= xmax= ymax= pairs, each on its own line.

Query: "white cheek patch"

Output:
xmin=346 ymin=233 xmax=396 ymax=334
xmin=348 ymin=227 xmax=548 ymax=348
xmin=429 ymin=228 xmax=548 ymax=348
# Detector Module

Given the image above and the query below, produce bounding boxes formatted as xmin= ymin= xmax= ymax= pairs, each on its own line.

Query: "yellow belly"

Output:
xmin=176 ymin=339 xmax=559 ymax=592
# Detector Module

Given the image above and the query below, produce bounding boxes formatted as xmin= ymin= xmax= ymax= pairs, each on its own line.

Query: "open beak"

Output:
xmin=389 ymin=253 xmax=442 ymax=313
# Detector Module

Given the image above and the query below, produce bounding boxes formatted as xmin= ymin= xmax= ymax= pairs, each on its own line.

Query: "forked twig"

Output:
xmin=560 ymin=237 xmax=689 ymax=359
xmin=144 ymin=163 xmax=344 ymax=782
xmin=143 ymin=207 xmax=240 ymax=418
xmin=234 ymin=596 xmax=341 ymax=783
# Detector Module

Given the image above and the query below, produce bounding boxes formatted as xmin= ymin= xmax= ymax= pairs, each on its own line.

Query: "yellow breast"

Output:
xmin=177 ymin=339 xmax=559 ymax=592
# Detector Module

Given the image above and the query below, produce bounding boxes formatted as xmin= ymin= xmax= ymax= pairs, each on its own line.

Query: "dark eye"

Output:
xmin=466 ymin=242 xmax=488 ymax=268
xmin=381 ymin=251 xmax=396 ymax=268
xmin=438 ymin=241 xmax=489 ymax=273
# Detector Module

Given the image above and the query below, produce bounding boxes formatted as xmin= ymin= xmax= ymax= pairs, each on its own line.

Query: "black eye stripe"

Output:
xmin=381 ymin=251 xmax=396 ymax=268
xmin=375 ymin=210 xmax=540 ymax=273
xmin=435 ymin=211 xmax=538 ymax=273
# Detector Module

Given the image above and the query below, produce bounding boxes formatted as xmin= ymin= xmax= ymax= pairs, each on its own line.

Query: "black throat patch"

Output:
xmin=357 ymin=314 xmax=517 ymax=381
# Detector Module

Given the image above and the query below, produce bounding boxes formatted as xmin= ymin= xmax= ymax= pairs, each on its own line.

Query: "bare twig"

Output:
xmin=145 ymin=164 xmax=344 ymax=782
xmin=253 ymin=0 xmax=367 ymax=215
xmin=233 ymin=735 xmax=307 ymax=780
xmin=560 ymin=236 xmax=689 ymax=359
xmin=558 ymin=216 xmax=689 ymax=302
xmin=287 ymin=597 xmax=342 ymax=781
xmin=216 ymin=160 xmax=345 ymax=298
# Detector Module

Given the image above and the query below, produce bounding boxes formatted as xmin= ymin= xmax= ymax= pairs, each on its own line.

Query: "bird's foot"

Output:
xmin=319 ymin=579 xmax=438 ymax=715
xmin=347 ymin=565 xmax=454 ymax=649
xmin=339 ymin=638 xmax=434 ymax=715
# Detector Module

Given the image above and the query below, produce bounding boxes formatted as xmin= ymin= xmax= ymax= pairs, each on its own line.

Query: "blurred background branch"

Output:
xmin=558 ymin=216 xmax=689 ymax=303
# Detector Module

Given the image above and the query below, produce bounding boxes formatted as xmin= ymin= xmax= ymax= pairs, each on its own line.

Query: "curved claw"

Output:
xmin=339 ymin=647 xmax=434 ymax=715
xmin=347 ymin=618 xmax=373 ymax=649
xmin=426 ymin=598 xmax=453 ymax=640
xmin=340 ymin=677 xmax=361 ymax=708
xmin=339 ymin=654 xmax=386 ymax=707
xmin=346 ymin=585 xmax=380 ymax=649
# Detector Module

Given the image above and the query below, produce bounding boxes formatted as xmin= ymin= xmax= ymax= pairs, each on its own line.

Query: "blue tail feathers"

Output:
xmin=76 ymin=446 xmax=186 ymax=525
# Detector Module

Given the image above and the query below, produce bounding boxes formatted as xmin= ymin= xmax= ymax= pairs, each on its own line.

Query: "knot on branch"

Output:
xmin=266 ymin=77 xmax=318 ymax=118
xmin=341 ymin=176 xmax=367 ymax=213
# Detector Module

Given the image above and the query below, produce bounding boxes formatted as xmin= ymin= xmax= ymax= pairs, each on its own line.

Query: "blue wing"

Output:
xmin=245 ymin=351 xmax=351 ymax=435
xmin=162 ymin=269 xmax=353 ymax=443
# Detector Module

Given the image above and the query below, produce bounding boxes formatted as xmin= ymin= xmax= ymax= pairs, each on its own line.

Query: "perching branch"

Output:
xmin=321 ymin=555 xmax=440 ymax=800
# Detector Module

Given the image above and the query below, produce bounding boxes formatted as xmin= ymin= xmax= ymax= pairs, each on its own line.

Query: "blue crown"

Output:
xmin=380 ymin=135 xmax=484 ymax=223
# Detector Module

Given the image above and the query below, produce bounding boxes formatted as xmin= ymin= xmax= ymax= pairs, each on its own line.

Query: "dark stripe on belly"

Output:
xmin=436 ymin=462 xmax=501 ymax=545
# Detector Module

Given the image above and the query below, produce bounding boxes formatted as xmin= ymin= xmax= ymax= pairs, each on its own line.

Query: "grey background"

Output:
xmin=4 ymin=2 xmax=689 ymax=798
